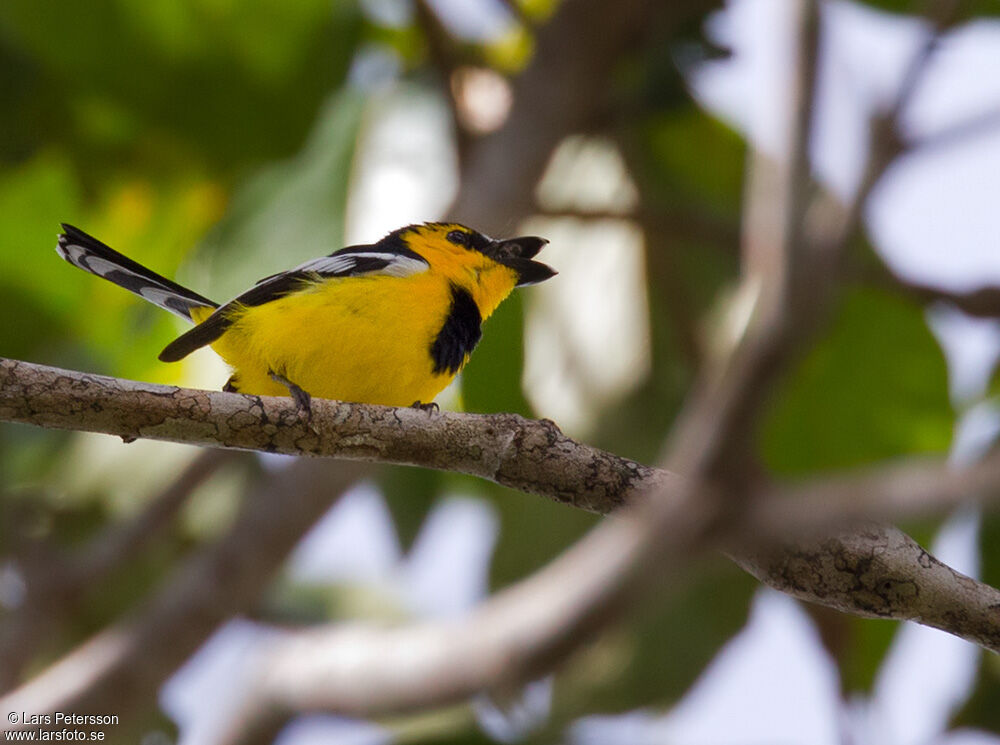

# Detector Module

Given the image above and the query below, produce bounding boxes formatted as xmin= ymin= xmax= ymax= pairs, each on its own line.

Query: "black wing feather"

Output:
xmin=158 ymin=312 xmax=235 ymax=362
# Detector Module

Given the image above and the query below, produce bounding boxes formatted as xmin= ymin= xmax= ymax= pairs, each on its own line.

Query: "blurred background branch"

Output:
xmin=1 ymin=459 xmax=367 ymax=727
xmin=0 ymin=448 xmax=238 ymax=693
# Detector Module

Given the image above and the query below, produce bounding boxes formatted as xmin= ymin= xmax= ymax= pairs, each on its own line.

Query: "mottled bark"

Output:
xmin=0 ymin=357 xmax=667 ymax=513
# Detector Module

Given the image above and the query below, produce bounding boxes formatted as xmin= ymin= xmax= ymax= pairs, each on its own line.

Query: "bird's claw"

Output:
xmin=270 ymin=371 xmax=314 ymax=422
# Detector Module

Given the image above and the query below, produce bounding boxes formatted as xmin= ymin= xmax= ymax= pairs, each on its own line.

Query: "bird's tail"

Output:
xmin=56 ymin=224 xmax=218 ymax=322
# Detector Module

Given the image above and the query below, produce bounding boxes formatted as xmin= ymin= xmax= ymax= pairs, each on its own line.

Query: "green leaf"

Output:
xmin=0 ymin=154 xmax=81 ymax=310
xmin=952 ymin=654 xmax=1000 ymax=732
xmin=462 ymin=294 xmax=533 ymax=415
xmin=621 ymin=562 xmax=754 ymax=705
xmin=951 ymin=513 xmax=1000 ymax=730
xmin=0 ymin=0 xmax=363 ymax=173
xmin=761 ymin=287 xmax=953 ymax=474
xmin=850 ymin=0 xmax=1000 ymax=20
xmin=489 ymin=484 xmax=598 ymax=590
xmin=639 ymin=108 xmax=746 ymax=217
xmin=829 ymin=613 xmax=899 ymax=693
xmin=378 ymin=465 xmax=447 ymax=551
xmin=553 ymin=559 xmax=756 ymax=716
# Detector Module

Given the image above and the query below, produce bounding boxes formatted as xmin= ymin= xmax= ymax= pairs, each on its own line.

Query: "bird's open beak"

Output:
xmin=491 ymin=236 xmax=556 ymax=286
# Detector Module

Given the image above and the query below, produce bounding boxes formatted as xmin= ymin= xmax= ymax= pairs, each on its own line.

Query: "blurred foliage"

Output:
xmin=954 ymin=513 xmax=1000 ymax=732
xmin=186 ymin=89 xmax=367 ymax=299
xmin=553 ymin=558 xmax=757 ymax=716
xmin=854 ymin=0 xmax=1000 ymax=21
xmin=0 ymin=0 xmax=362 ymax=175
xmin=761 ymin=285 xmax=954 ymax=694
xmin=463 ymin=296 xmax=533 ymax=416
xmin=598 ymin=108 xmax=743 ymax=465
xmin=487 ymin=484 xmax=598 ymax=589
xmin=954 ymin=634 xmax=1000 ymax=733
xmin=762 ymin=287 xmax=953 ymax=474
xmin=0 ymin=0 xmax=993 ymax=743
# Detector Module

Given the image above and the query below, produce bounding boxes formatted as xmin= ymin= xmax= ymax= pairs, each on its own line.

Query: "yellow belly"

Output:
xmin=200 ymin=274 xmax=458 ymax=406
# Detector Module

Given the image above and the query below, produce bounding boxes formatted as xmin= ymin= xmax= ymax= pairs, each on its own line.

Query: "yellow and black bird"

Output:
xmin=56 ymin=222 xmax=554 ymax=410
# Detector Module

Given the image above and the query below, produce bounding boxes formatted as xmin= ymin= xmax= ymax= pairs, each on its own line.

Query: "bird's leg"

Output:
xmin=410 ymin=400 xmax=439 ymax=415
xmin=269 ymin=370 xmax=313 ymax=419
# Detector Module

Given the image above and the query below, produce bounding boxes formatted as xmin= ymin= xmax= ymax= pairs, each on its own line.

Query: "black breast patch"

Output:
xmin=431 ymin=284 xmax=482 ymax=375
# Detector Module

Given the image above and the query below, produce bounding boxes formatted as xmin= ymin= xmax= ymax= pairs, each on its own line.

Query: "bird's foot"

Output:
xmin=410 ymin=400 xmax=440 ymax=416
xmin=270 ymin=371 xmax=314 ymax=422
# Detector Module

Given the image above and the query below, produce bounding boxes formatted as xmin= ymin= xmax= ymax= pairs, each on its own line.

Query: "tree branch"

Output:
xmin=864 ymin=260 xmax=1000 ymax=319
xmin=0 ymin=357 xmax=663 ymax=514
xmin=733 ymin=523 xmax=1000 ymax=651
xmin=448 ymin=0 xmax=710 ymax=230
xmin=905 ymin=104 xmax=1000 ymax=154
xmin=238 ymin=519 xmax=1000 ymax=734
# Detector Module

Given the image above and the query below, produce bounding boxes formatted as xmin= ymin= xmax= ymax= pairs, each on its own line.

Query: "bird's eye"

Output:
xmin=446 ymin=229 xmax=469 ymax=246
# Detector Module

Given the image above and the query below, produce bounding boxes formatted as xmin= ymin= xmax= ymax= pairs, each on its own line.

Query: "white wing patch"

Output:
xmin=63 ymin=251 xmax=127 ymax=281
xmin=293 ymin=251 xmax=429 ymax=278
xmin=138 ymin=287 xmax=190 ymax=311
xmin=56 ymin=242 xmax=104 ymax=272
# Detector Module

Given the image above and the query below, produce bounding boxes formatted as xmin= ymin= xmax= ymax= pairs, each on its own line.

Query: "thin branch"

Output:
xmin=534 ymin=207 xmax=633 ymax=221
xmin=642 ymin=225 xmax=709 ymax=371
xmin=850 ymin=0 xmax=960 ymax=187
xmin=238 ymin=500 xmax=717 ymax=731
xmin=9 ymin=356 xmax=1000 ymax=531
xmin=665 ymin=0 xmax=823 ymax=482
xmin=535 ymin=204 xmax=740 ymax=255
xmin=781 ymin=0 xmax=822 ymax=297
xmin=755 ymin=453 xmax=1000 ymax=532
xmin=733 ymin=523 xmax=1000 ymax=651
xmin=904 ymin=105 xmax=1000 ymax=154
xmin=865 ymin=261 xmax=1000 ymax=319
xmin=837 ymin=0 xmax=959 ymax=240
xmin=448 ymin=0 xmax=705 ymax=230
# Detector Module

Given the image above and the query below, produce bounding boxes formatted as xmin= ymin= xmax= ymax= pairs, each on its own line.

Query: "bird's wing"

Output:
xmin=158 ymin=246 xmax=429 ymax=362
